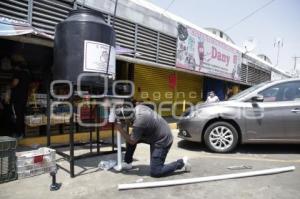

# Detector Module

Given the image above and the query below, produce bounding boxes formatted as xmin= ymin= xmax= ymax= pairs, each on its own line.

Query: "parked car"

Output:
xmin=177 ymin=78 xmax=300 ymax=153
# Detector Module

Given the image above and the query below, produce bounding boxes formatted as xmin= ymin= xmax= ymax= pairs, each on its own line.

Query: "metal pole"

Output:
xmin=50 ymin=170 xmax=61 ymax=191
xmin=46 ymin=80 xmax=51 ymax=147
xmin=293 ymin=56 xmax=300 ymax=71
xmin=105 ymin=0 xmax=118 ymax=74
xmin=96 ymin=104 xmax=100 ymax=154
xmin=69 ymin=89 xmax=75 ymax=178
xmin=276 ymin=44 xmax=280 ymax=66
xmin=112 ymin=123 xmax=115 ymax=151
xmin=89 ymin=89 xmax=92 ymax=153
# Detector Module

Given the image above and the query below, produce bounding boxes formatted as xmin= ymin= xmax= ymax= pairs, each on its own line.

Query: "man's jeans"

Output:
xmin=124 ymin=143 xmax=184 ymax=177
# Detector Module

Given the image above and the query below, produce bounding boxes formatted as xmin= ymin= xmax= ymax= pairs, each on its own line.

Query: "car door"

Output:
xmin=244 ymin=83 xmax=285 ymax=140
xmin=277 ymin=81 xmax=300 ymax=139
xmin=251 ymin=81 xmax=300 ymax=140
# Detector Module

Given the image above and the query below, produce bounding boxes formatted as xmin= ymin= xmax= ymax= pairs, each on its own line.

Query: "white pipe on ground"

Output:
xmin=118 ymin=166 xmax=295 ymax=190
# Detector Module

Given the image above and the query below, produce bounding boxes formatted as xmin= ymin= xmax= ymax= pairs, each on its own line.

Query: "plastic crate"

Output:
xmin=0 ymin=136 xmax=17 ymax=183
xmin=16 ymin=147 xmax=57 ymax=179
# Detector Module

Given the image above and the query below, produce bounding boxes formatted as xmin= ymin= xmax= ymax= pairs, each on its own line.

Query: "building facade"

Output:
xmin=0 ymin=0 xmax=291 ymax=117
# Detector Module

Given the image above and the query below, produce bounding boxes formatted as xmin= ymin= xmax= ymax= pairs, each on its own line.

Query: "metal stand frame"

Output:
xmin=46 ymin=84 xmax=121 ymax=178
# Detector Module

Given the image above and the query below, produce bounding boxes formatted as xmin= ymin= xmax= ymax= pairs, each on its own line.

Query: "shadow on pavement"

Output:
xmin=110 ymin=164 xmax=187 ymax=178
xmin=177 ymin=140 xmax=209 ymax=152
xmin=177 ymin=140 xmax=300 ymax=154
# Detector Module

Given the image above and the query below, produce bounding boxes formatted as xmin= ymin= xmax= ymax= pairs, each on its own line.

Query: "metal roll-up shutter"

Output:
xmin=158 ymin=33 xmax=176 ymax=67
xmin=134 ymin=64 xmax=174 ymax=116
xmin=0 ymin=0 xmax=29 ymax=21
xmin=136 ymin=25 xmax=158 ymax=63
xmin=247 ymin=64 xmax=271 ymax=85
xmin=111 ymin=16 xmax=135 ymax=57
xmin=175 ymin=71 xmax=203 ymax=115
xmin=32 ymin=0 xmax=73 ymax=36
xmin=260 ymin=70 xmax=271 ymax=82
xmin=240 ymin=64 xmax=248 ymax=83
xmin=247 ymin=65 xmax=259 ymax=85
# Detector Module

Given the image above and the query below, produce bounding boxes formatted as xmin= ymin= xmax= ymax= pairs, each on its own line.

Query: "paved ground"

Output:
xmin=1 ymin=130 xmax=300 ymax=199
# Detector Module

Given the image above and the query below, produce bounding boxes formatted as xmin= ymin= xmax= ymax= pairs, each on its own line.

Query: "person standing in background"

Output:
xmin=226 ymin=87 xmax=234 ymax=100
xmin=205 ymin=91 xmax=220 ymax=103
xmin=10 ymin=56 xmax=31 ymax=139
xmin=0 ymin=85 xmax=13 ymax=136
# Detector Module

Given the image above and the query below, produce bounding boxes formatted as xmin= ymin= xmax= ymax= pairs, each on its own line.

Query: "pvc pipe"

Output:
xmin=109 ymin=107 xmax=122 ymax=172
xmin=118 ymin=166 xmax=295 ymax=190
xmin=114 ymin=129 xmax=123 ymax=171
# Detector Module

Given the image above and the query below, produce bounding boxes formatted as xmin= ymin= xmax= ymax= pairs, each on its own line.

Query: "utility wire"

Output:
xmin=162 ymin=0 xmax=176 ymax=14
xmin=223 ymin=0 xmax=275 ymax=32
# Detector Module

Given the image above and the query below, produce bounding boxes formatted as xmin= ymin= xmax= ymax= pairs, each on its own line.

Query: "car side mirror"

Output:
xmin=251 ymin=94 xmax=264 ymax=102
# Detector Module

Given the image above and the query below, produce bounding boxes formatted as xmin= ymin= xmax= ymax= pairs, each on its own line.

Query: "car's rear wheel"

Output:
xmin=204 ymin=121 xmax=238 ymax=153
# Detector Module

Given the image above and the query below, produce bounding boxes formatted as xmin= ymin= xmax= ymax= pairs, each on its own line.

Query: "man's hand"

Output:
xmin=115 ymin=122 xmax=137 ymax=145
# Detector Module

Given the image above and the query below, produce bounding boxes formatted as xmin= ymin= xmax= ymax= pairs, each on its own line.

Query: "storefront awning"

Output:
xmin=0 ymin=17 xmax=54 ymax=40
xmin=1 ymin=17 xmax=139 ymax=56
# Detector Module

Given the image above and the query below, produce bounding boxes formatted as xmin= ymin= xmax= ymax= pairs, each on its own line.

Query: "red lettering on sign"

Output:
xmin=211 ymin=46 xmax=230 ymax=66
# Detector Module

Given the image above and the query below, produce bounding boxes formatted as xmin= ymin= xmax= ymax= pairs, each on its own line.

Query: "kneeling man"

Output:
xmin=115 ymin=104 xmax=191 ymax=177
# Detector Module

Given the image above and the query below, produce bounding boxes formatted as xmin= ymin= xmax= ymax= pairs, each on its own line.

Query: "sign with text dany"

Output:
xmin=176 ymin=24 xmax=242 ymax=81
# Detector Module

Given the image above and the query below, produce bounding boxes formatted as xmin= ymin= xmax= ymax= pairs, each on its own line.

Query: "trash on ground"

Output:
xmin=227 ymin=165 xmax=253 ymax=170
xmin=98 ymin=160 xmax=117 ymax=171
xmin=135 ymin=178 xmax=144 ymax=183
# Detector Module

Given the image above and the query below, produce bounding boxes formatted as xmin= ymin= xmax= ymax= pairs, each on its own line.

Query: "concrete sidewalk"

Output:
xmin=1 ymin=130 xmax=300 ymax=199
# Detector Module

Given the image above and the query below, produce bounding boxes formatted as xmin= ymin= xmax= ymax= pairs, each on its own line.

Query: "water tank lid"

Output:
xmin=68 ymin=8 xmax=106 ymax=21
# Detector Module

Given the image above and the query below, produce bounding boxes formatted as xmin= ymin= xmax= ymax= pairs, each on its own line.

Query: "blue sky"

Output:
xmin=148 ymin=0 xmax=300 ymax=73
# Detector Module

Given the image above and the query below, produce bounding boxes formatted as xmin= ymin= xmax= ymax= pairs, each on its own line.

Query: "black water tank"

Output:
xmin=53 ymin=8 xmax=116 ymax=86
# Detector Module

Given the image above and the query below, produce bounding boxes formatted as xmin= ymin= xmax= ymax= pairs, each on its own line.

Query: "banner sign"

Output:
xmin=176 ymin=24 xmax=242 ymax=81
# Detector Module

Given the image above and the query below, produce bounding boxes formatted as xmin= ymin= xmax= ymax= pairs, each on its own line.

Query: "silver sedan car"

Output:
xmin=178 ymin=78 xmax=300 ymax=153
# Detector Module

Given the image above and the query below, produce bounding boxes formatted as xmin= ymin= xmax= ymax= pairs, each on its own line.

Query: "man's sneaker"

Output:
xmin=183 ymin=156 xmax=191 ymax=172
xmin=121 ymin=162 xmax=133 ymax=170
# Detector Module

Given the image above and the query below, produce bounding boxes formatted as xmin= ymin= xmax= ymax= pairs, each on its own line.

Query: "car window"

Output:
xmin=259 ymin=87 xmax=279 ymax=102
xmin=228 ymin=81 xmax=269 ymax=100
xmin=259 ymin=81 xmax=300 ymax=102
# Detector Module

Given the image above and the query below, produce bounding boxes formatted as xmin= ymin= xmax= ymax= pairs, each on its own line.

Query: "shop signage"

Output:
xmin=176 ymin=24 xmax=242 ymax=81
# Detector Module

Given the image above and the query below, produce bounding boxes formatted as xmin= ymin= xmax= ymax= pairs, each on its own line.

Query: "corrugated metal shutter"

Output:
xmin=32 ymin=0 xmax=73 ymax=36
xmin=158 ymin=32 xmax=176 ymax=66
xmin=134 ymin=64 xmax=174 ymax=116
xmin=247 ymin=64 xmax=271 ymax=85
xmin=0 ymin=0 xmax=29 ymax=22
xmin=240 ymin=64 xmax=247 ymax=83
xmin=136 ymin=25 xmax=158 ymax=63
xmin=111 ymin=16 xmax=135 ymax=57
xmin=247 ymin=65 xmax=258 ymax=85
xmin=175 ymin=71 xmax=202 ymax=115
xmin=259 ymin=70 xmax=271 ymax=82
